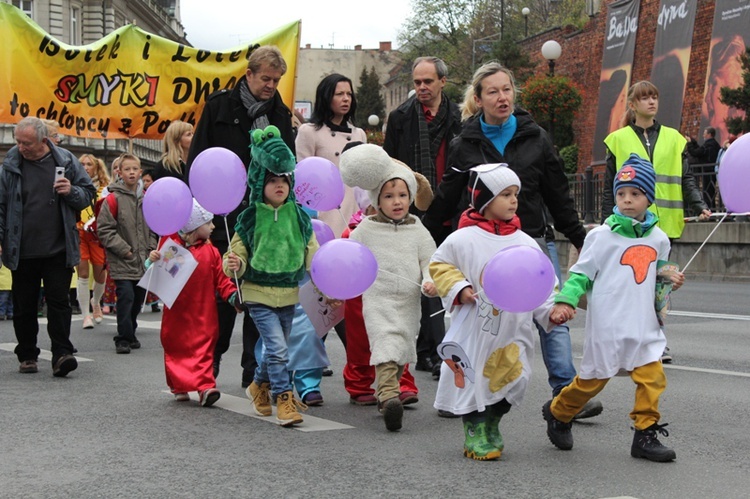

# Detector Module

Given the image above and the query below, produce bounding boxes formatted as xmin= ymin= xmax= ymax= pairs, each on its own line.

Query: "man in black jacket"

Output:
xmin=686 ymin=127 xmax=721 ymax=209
xmin=186 ymin=45 xmax=295 ymax=387
xmin=384 ymin=56 xmax=462 ymax=381
xmin=1 ymin=117 xmax=96 ymax=377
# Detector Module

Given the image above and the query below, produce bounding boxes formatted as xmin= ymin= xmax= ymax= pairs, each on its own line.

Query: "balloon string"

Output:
xmin=140 ymin=237 xmax=164 ymax=312
xmin=681 ymin=212 xmax=728 ymax=272
xmin=337 ymin=207 xmax=348 ymax=228
xmin=429 ymin=292 xmax=480 ymax=318
xmin=377 ymin=268 xmax=423 ymax=287
xmin=224 ymin=215 xmax=244 ymax=304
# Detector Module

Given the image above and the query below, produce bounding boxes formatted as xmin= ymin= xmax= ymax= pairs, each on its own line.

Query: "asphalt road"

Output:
xmin=1 ymin=278 xmax=748 ymax=498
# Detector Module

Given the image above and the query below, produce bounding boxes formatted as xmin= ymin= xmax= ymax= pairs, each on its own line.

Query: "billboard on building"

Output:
xmin=649 ymin=0 xmax=698 ymax=130
xmin=0 ymin=3 xmax=300 ymax=139
xmin=698 ymin=0 xmax=749 ymax=145
xmin=591 ymin=0 xmax=641 ymax=162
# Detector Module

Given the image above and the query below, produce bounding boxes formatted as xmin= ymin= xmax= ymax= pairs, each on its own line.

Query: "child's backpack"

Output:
xmin=86 ymin=194 xmax=118 ymax=242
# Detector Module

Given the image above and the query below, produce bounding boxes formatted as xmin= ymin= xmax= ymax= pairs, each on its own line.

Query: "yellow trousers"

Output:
xmin=375 ymin=361 xmax=405 ymax=403
xmin=550 ymin=361 xmax=666 ymax=430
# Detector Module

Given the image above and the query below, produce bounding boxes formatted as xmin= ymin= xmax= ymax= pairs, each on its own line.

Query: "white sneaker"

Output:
xmin=82 ymin=315 xmax=94 ymax=329
xmin=91 ymin=297 xmax=103 ymax=324
xmin=174 ymin=392 xmax=190 ymax=402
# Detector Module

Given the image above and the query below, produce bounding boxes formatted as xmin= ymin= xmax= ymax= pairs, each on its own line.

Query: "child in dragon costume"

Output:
xmin=224 ymin=125 xmax=319 ymax=427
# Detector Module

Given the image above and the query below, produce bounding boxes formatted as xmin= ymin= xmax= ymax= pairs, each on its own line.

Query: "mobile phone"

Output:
xmin=54 ymin=166 xmax=65 ymax=181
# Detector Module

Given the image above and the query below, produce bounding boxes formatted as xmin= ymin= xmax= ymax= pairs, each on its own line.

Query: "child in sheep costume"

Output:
xmin=339 ymin=144 xmax=437 ymax=432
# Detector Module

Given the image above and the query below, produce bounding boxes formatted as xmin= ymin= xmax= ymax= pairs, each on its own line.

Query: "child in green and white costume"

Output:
xmin=545 ymin=153 xmax=685 ymax=462
xmin=224 ymin=125 xmax=319 ymax=427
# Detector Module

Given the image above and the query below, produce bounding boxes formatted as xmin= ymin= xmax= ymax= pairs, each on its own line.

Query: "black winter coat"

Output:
xmin=423 ymin=109 xmax=587 ymax=250
xmin=383 ymin=95 xmax=462 ymax=171
xmin=687 ymin=136 xmax=721 ymax=164
xmin=185 ymin=83 xmax=295 ymax=251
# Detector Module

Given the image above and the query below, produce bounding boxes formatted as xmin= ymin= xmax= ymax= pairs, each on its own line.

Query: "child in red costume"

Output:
xmin=148 ymin=200 xmax=239 ymax=407
xmin=342 ymin=187 xmax=419 ymax=406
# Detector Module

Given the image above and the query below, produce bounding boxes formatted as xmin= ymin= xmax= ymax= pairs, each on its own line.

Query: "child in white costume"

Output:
xmin=544 ymin=153 xmax=685 ymax=463
xmin=430 ymin=164 xmax=556 ymax=461
xmin=339 ymin=144 xmax=437 ymax=432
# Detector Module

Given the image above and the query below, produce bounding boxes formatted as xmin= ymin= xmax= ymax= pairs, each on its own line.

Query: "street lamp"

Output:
xmin=541 ymin=40 xmax=562 ymax=77
xmin=541 ymin=40 xmax=562 ymax=145
xmin=522 ymin=7 xmax=530 ymax=38
xmin=368 ymin=115 xmax=380 ymax=127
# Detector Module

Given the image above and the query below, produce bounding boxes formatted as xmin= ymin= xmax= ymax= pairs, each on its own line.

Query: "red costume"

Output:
xmin=158 ymin=235 xmax=236 ymax=394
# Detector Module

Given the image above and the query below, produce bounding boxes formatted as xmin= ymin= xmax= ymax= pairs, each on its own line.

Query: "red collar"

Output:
xmin=458 ymin=208 xmax=521 ymax=235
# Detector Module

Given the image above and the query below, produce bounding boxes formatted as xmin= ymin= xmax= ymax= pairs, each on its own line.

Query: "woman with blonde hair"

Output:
xmin=77 ymin=154 xmax=111 ymax=328
xmin=152 ymin=120 xmax=194 ymax=183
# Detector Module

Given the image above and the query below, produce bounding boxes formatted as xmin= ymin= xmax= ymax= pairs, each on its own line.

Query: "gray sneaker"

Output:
xmin=661 ymin=347 xmax=673 ymax=364
xmin=19 ymin=359 xmax=39 ymax=374
xmin=572 ymin=399 xmax=604 ymax=420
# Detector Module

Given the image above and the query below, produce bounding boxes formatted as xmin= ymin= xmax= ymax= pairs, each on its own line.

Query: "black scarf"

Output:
xmin=324 ymin=120 xmax=352 ymax=133
xmin=415 ymin=95 xmax=449 ymax=191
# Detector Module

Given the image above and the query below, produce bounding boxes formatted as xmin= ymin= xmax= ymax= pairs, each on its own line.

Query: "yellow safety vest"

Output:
xmin=604 ymin=126 xmax=686 ymax=238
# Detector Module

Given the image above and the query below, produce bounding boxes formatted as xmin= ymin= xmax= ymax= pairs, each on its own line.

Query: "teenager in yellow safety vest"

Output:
xmin=601 ymin=81 xmax=710 ymax=239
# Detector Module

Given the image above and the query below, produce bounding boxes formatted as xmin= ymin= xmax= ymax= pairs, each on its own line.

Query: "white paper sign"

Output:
xmin=137 ymin=242 xmax=198 ymax=308
xmin=298 ymin=281 xmax=344 ymax=337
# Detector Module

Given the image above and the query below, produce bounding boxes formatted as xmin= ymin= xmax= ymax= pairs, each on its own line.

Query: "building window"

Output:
xmin=12 ymin=0 xmax=33 ymax=17
xmin=71 ymin=7 xmax=80 ymax=45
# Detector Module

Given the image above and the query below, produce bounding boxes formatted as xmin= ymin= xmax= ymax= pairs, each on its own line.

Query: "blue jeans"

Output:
xmin=535 ymin=238 xmax=577 ymax=396
xmin=247 ymin=304 xmax=295 ymax=397
xmin=0 ymin=290 xmax=13 ymax=317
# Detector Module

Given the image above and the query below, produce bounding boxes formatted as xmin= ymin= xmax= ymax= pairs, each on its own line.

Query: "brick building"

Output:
xmin=522 ymin=0 xmax=718 ymax=172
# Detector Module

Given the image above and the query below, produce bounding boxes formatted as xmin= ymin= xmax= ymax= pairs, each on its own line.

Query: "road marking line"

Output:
xmin=670 ymin=310 xmax=750 ymax=321
xmin=664 ymin=364 xmax=750 ymax=378
xmin=571 ymin=354 xmax=750 ymax=378
xmin=163 ymin=391 xmax=354 ymax=432
xmin=0 ymin=343 xmax=93 ymax=362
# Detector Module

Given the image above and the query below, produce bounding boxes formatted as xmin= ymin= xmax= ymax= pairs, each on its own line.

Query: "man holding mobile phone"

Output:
xmin=0 ymin=117 xmax=95 ymax=377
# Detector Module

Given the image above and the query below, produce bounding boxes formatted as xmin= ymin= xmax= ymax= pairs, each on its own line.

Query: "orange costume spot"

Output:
xmin=445 ymin=359 xmax=466 ymax=389
xmin=620 ymin=245 xmax=657 ymax=284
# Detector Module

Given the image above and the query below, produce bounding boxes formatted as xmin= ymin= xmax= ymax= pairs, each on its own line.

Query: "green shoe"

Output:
xmin=486 ymin=413 xmax=505 ymax=451
xmin=463 ymin=417 xmax=501 ymax=461
xmin=486 ymin=400 xmax=511 ymax=451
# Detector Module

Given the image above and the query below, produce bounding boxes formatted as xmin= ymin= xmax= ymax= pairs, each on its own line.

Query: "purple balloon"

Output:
xmin=312 ymin=219 xmax=335 ymax=246
xmin=143 ymin=178 xmax=193 ymax=236
xmin=311 ymin=239 xmax=378 ymax=300
xmin=482 ymin=245 xmax=555 ymax=313
xmin=294 ymin=156 xmax=345 ymax=211
xmin=189 ymin=147 xmax=247 ymax=215
xmin=717 ymin=133 xmax=750 ymax=213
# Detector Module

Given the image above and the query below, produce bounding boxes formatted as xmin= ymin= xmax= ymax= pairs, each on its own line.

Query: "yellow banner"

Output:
xmin=0 ymin=3 xmax=299 ymax=139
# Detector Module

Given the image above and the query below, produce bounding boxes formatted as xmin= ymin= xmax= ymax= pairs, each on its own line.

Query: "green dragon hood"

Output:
xmin=234 ymin=125 xmax=313 ymax=286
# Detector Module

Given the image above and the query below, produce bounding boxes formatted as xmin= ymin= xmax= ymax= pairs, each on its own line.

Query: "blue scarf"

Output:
xmin=480 ymin=114 xmax=517 ymax=155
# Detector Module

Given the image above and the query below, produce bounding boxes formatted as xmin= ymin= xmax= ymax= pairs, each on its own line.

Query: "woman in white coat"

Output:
xmin=295 ymin=73 xmax=367 ymax=237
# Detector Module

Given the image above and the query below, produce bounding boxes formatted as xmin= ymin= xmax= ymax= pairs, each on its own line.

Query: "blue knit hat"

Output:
xmin=613 ymin=153 xmax=656 ymax=204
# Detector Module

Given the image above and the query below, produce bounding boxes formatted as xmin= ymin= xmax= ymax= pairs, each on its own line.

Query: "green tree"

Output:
xmin=398 ymin=0 xmax=476 ymax=91
xmin=355 ymin=66 xmax=385 ymax=129
xmin=398 ymin=0 xmax=548 ymax=93
xmin=720 ymin=48 xmax=750 ymax=135
xmin=518 ymin=74 xmax=582 ymax=148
